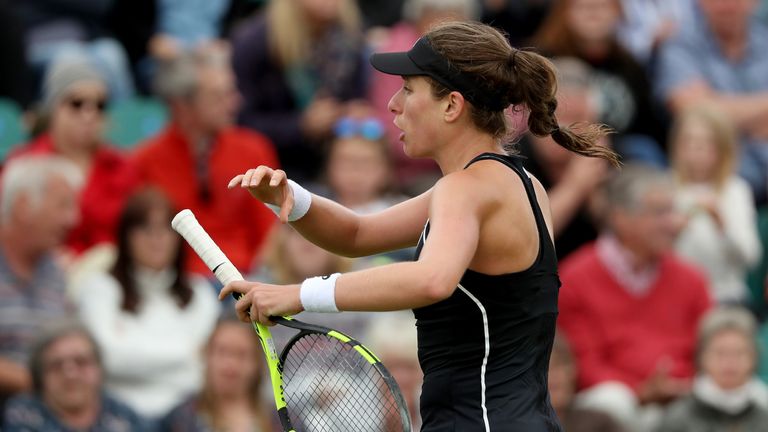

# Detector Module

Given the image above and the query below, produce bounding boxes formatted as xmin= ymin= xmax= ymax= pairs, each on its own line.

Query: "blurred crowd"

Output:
xmin=0 ymin=0 xmax=767 ymax=431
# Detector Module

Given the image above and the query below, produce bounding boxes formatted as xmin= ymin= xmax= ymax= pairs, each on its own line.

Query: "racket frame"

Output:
xmin=172 ymin=209 xmax=411 ymax=432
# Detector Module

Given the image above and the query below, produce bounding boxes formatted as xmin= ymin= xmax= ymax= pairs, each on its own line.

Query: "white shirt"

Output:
xmin=675 ymin=177 xmax=762 ymax=303
xmin=77 ymin=268 xmax=220 ymax=418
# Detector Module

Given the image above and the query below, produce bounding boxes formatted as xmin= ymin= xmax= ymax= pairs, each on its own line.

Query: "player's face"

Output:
xmin=387 ymin=76 xmax=445 ymax=158
xmin=42 ymin=334 xmax=101 ymax=414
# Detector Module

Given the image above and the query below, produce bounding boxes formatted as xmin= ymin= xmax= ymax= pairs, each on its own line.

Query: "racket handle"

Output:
xmin=171 ymin=209 xmax=244 ymax=290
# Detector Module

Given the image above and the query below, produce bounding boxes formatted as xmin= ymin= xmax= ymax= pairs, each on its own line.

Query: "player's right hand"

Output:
xmin=228 ymin=166 xmax=295 ymax=223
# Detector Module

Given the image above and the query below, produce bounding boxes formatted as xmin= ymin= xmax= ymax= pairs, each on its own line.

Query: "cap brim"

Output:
xmin=370 ymin=52 xmax=424 ymax=76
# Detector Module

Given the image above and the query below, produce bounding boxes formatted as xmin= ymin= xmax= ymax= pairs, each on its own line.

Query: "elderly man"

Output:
xmin=132 ymin=48 xmax=279 ymax=275
xmin=2 ymin=321 xmax=145 ymax=430
xmin=0 ymin=155 xmax=83 ymax=412
xmin=655 ymin=0 xmax=768 ymax=204
xmin=557 ymin=165 xmax=712 ymax=431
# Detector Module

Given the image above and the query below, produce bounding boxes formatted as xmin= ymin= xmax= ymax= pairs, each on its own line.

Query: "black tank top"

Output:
xmin=413 ymin=153 xmax=563 ymax=431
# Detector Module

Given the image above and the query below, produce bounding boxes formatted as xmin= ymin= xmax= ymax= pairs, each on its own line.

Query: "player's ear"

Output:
xmin=444 ymin=91 xmax=466 ymax=123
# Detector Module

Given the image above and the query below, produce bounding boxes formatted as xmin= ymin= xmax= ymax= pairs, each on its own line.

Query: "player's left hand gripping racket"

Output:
xmin=172 ymin=209 xmax=412 ymax=432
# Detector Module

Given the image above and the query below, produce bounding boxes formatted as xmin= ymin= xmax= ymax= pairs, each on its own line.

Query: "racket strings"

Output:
xmin=282 ymin=334 xmax=407 ymax=432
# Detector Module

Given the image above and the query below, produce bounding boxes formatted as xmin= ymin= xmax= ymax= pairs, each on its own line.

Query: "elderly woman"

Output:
xmin=9 ymin=59 xmax=138 ymax=256
xmin=656 ymin=307 xmax=768 ymax=431
xmin=2 ymin=320 xmax=145 ymax=431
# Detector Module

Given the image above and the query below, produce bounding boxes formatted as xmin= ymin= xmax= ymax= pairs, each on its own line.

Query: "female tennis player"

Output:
xmin=221 ymin=21 xmax=618 ymax=431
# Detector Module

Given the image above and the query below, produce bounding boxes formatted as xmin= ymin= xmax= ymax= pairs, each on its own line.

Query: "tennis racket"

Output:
xmin=171 ymin=209 xmax=412 ymax=432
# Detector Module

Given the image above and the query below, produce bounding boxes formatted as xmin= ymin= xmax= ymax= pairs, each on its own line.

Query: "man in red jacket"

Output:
xmin=133 ymin=48 xmax=279 ymax=275
xmin=557 ymin=164 xmax=712 ymax=431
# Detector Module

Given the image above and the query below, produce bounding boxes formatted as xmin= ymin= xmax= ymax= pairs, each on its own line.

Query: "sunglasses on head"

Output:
xmin=333 ymin=117 xmax=385 ymax=141
xmin=64 ymin=96 xmax=107 ymax=113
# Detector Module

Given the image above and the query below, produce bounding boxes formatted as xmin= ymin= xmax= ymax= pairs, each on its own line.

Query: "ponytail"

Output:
xmin=423 ymin=21 xmax=620 ymax=166
xmin=511 ymin=49 xmax=620 ymax=165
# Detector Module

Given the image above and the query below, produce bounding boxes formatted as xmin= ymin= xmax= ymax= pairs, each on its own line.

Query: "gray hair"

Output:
xmin=696 ymin=306 xmax=758 ymax=368
xmin=153 ymin=48 xmax=231 ymax=101
xmin=0 ymin=155 xmax=84 ymax=224
xmin=28 ymin=319 xmax=101 ymax=394
xmin=42 ymin=58 xmax=106 ymax=113
xmin=604 ymin=164 xmax=674 ymax=212
xmin=402 ymin=0 xmax=480 ymax=23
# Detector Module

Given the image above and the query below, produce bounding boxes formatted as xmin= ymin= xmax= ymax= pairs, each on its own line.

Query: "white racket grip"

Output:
xmin=171 ymin=209 xmax=244 ymax=286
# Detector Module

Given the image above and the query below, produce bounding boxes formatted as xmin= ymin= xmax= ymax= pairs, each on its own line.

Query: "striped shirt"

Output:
xmin=0 ymin=250 xmax=72 ymax=366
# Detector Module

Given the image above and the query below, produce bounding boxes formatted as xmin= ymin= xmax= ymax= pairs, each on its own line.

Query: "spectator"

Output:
xmin=2 ymin=320 xmax=145 ymax=431
xmin=368 ymin=0 xmax=478 ymax=194
xmin=670 ymin=104 xmax=762 ymax=304
xmin=533 ymin=0 xmax=667 ymax=164
xmin=249 ymin=224 xmax=377 ymax=345
xmin=0 ymin=155 xmax=82 ymax=412
xmin=519 ymin=57 xmax=612 ymax=260
xmin=365 ymin=311 xmax=423 ymax=430
xmin=107 ymin=0 xmax=236 ymax=94
xmin=656 ymin=307 xmax=768 ymax=431
xmin=655 ymin=0 xmax=768 ymax=204
xmin=76 ymin=188 xmax=220 ymax=421
xmin=548 ymin=332 xmax=626 ymax=432
xmin=15 ymin=0 xmax=134 ymax=101
xmin=231 ymin=0 xmax=369 ymax=182
xmin=9 ymin=59 xmax=139 ymax=256
xmin=557 ymin=164 xmax=712 ymax=431
xmin=616 ymin=0 xmax=694 ymax=65
xmin=252 ymin=223 xmax=352 ymax=286
xmin=159 ymin=318 xmax=274 ymax=432
xmin=323 ymin=116 xmax=405 ymax=214
xmin=133 ymin=48 xmax=278 ymax=275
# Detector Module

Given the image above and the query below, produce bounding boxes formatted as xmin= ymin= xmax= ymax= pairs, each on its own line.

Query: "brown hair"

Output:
xmin=532 ymin=0 xmax=625 ymax=58
xmin=198 ymin=318 xmax=271 ymax=432
xmin=669 ymin=103 xmax=738 ymax=191
xmin=29 ymin=319 xmax=102 ymax=394
xmin=424 ymin=21 xmax=619 ymax=164
xmin=111 ymin=187 xmax=192 ymax=313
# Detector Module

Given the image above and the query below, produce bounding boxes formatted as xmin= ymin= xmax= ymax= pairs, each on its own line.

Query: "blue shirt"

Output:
xmin=655 ymin=12 xmax=768 ymax=100
xmin=158 ymin=0 xmax=229 ymax=47
xmin=3 ymin=393 xmax=146 ymax=432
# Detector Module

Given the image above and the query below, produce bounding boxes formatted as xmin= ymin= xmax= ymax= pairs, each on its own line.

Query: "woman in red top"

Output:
xmin=10 ymin=59 xmax=138 ymax=255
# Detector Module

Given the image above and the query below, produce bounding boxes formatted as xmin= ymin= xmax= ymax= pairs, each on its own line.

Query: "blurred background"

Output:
xmin=0 ymin=0 xmax=767 ymax=430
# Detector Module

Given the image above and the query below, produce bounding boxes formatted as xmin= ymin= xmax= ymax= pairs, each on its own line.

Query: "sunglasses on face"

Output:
xmin=333 ymin=117 xmax=385 ymax=141
xmin=63 ymin=96 xmax=107 ymax=113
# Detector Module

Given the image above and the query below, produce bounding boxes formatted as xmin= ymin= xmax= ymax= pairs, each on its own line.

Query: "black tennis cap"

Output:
xmin=370 ymin=37 xmax=509 ymax=111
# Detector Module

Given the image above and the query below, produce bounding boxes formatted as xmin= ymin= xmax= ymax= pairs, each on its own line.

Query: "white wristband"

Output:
xmin=300 ymin=273 xmax=341 ymax=313
xmin=266 ymin=179 xmax=312 ymax=222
